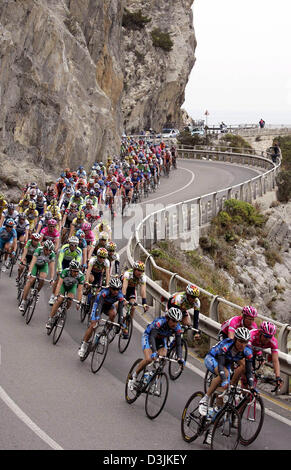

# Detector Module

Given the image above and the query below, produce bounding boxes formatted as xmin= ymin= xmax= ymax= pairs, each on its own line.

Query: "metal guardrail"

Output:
xmin=126 ymin=145 xmax=291 ymax=393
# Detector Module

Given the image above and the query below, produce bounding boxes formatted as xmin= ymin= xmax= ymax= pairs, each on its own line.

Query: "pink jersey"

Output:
xmin=84 ymin=230 xmax=95 ymax=243
xmin=41 ymin=227 xmax=60 ymax=243
xmin=220 ymin=315 xmax=257 ymax=335
xmin=249 ymin=329 xmax=279 ymax=355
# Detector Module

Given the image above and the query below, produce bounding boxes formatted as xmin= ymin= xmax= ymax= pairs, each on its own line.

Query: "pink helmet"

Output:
xmin=242 ymin=305 xmax=258 ymax=318
xmin=81 ymin=222 xmax=91 ymax=231
xmin=48 ymin=219 xmax=57 ymax=226
xmin=260 ymin=321 xmax=276 ymax=337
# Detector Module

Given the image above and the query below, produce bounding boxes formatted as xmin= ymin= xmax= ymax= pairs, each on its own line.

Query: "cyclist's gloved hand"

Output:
xmin=250 ymin=387 xmax=259 ymax=397
xmin=276 ymin=377 xmax=283 ymax=386
xmin=151 ymin=352 xmax=158 ymax=360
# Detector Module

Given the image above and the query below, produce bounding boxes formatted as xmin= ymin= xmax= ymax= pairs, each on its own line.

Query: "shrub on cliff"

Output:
xmin=151 ymin=28 xmax=173 ymax=52
xmin=276 ymin=170 xmax=291 ymax=202
xmin=122 ymin=9 xmax=151 ymax=29
xmin=220 ymin=133 xmax=253 ymax=154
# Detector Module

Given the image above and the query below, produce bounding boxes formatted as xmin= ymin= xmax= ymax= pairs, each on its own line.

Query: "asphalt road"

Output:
xmin=1 ymin=159 xmax=290 ymax=451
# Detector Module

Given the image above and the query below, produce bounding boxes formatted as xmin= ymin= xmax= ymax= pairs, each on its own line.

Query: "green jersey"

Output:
xmin=57 ymin=244 xmax=82 ymax=272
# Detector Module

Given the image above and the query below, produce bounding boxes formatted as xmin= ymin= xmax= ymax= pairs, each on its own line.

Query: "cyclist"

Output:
xmin=168 ymin=284 xmax=201 ymax=334
xmin=46 ymin=259 xmax=84 ymax=330
xmin=122 ymin=261 xmax=149 ymax=321
xmin=219 ymin=305 xmax=258 ymax=340
xmin=198 ymin=327 xmax=255 ymax=416
xmin=0 ymin=218 xmax=17 ymax=272
xmin=78 ymin=277 xmax=125 ymax=358
xmin=88 ymin=230 xmax=109 ymax=259
xmin=19 ymin=240 xmax=55 ymax=312
xmin=14 ymin=213 xmax=30 ymax=251
xmin=35 ymin=191 xmax=47 ymax=217
xmin=0 ymin=203 xmax=19 ymax=226
xmin=85 ymin=247 xmax=110 ymax=288
xmin=17 ymin=232 xmax=41 ymax=283
xmin=249 ymin=321 xmax=283 ymax=390
xmin=68 ymin=210 xmax=86 ymax=238
xmin=0 ymin=193 xmax=7 ymax=217
xmin=23 ymin=201 xmax=39 ymax=235
xmin=40 ymin=218 xmax=60 ymax=251
xmin=106 ymin=241 xmax=120 ymax=276
xmin=128 ymin=307 xmax=184 ymax=390
xmin=49 ymin=236 xmax=83 ymax=305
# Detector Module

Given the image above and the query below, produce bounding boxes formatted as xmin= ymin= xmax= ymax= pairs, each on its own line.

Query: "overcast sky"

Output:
xmin=183 ymin=0 xmax=291 ymax=127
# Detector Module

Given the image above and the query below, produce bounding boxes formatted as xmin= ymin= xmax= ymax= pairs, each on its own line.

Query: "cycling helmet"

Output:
xmin=76 ymin=229 xmax=85 ymax=239
xmin=234 ymin=327 xmax=251 ymax=342
xmin=109 ymin=277 xmax=122 ymax=290
xmin=242 ymin=305 xmax=258 ymax=318
xmin=43 ymin=240 xmax=55 ymax=252
xmin=106 ymin=241 xmax=116 ymax=252
xmin=45 ymin=211 xmax=53 ymax=219
xmin=186 ymin=284 xmax=200 ymax=297
xmin=29 ymin=189 xmax=37 ymax=196
xmin=31 ymin=233 xmax=41 ymax=240
xmin=166 ymin=307 xmax=182 ymax=322
xmin=89 ymin=190 xmax=96 ymax=196
xmin=260 ymin=321 xmax=276 ymax=337
xmin=69 ymin=260 xmax=80 ymax=271
xmin=97 ymin=247 xmax=108 ymax=258
xmin=50 ymin=198 xmax=58 ymax=206
xmin=7 ymin=203 xmax=15 ymax=210
xmin=81 ymin=223 xmax=91 ymax=231
xmin=48 ymin=219 xmax=57 ymax=226
xmin=133 ymin=261 xmax=145 ymax=272
xmin=77 ymin=211 xmax=85 ymax=220
xmin=69 ymin=203 xmax=78 ymax=211
xmin=85 ymin=199 xmax=93 ymax=205
xmin=75 ymin=191 xmax=82 ymax=198
xmin=68 ymin=236 xmax=79 ymax=245
xmin=5 ymin=218 xmax=15 ymax=227
xmin=28 ymin=202 xmax=36 ymax=210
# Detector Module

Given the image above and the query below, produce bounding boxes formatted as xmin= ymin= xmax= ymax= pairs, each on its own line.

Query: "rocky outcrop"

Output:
xmin=0 ymin=0 xmax=196 ymax=196
xmin=219 ymin=203 xmax=291 ymax=324
xmin=122 ymin=0 xmax=196 ymax=134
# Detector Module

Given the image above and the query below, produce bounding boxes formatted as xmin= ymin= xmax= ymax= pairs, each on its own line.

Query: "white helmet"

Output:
xmin=166 ymin=307 xmax=182 ymax=322
xmin=234 ymin=327 xmax=251 ymax=342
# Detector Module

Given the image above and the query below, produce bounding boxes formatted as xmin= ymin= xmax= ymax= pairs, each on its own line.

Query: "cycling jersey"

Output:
xmin=23 ymin=209 xmax=39 ymax=230
xmin=220 ymin=315 xmax=257 ymax=337
xmin=168 ymin=292 xmax=200 ymax=329
xmin=60 ymin=268 xmax=84 ymax=294
xmin=33 ymin=246 xmax=56 ymax=266
xmin=143 ymin=316 xmax=182 ymax=357
xmin=57 ymin=244 xmax=82 ymax=272
xmin=89 ymin=256 xmax=110 ymax=273
xmin=2 ymin=209 xmax=19 ymax=222
xmin=249 ymin=329 xmax=279 ymax=355
xmin=123 ymin=269 xmax=146 ymax=287
xmin=24 ymin=239 xmax=41 ymax=260
xmin=14 ymin=216 xmax=29 ymax=236
xmin=0 ymin=227 xmax=17 ymax=246
xmin=206 ymin=338 xmax=254 ymax=387
xmin=91 ymin=287 xmax=124 ymax=322
xmin=40 ymin=227 xmax=60 ymax=244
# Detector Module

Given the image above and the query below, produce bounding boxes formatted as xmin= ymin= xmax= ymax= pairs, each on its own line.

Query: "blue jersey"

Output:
xmin=0 ymin=227 xmax=17 ymax=242
xmin=91 ymin=288 xmax=124 ymax=318
xmin=144 ymin=316 xmax=182 ymax=339
xmin=209 ymin=338 xmax=253 ymax=365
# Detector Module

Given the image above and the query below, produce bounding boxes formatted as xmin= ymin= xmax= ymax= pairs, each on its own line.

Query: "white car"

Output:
xmin=191 ymin=127 xmax=205 ymax=136
xmin=161 ymin=128 xmax=180 ymax=139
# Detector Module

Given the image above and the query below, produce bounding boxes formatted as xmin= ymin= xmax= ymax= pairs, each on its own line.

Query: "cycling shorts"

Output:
xmin=204 ymin=353 xmax=231 ymax=382
xmin=141 ymin=333 xmax=167 ymax=351
xmin=90 ymin=303 xmax=116 ymax=322
xmin=31 ymin=264 xmax=48 ymax=276
xmin=0 ymin=238 xmax=13 ymax=250
xmin=125 ymin=286 xmax=136 ymax=301
xmin=60 ymin=282 xmax=77 ymax=295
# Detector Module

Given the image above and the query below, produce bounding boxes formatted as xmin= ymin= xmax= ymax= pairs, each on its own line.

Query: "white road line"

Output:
xmin=145 ymin=166 xmax=195 ymax=204
xmin=0 ymin=385 xmax=63 ymax=450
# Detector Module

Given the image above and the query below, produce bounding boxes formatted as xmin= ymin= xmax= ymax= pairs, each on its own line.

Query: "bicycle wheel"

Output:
xmin=204 ymin=369 xmax=215 ymax=393
xmin=53 ymin=309 xmax=67 ymax=345
xmin=25 ymin=293 xmax=38 ymax=325
xmin=181 ymin=391 xmax=205 ymax=443
xmin=125 ymin=358 xmax=144 ymax=404
xmin=238 ymin=394 xmax=265 ymax=446
xmin=145 ymin=372 xmax=169 ymax=420
xmin=168 ymin=338 xmax=188 ymax=381
xmin=118 ymin=315 xmax=133 ymax=354
xmin=90 ymin=333 xmax=108 ymax=373
xmin=106 ymin=324 xmax=116 ymax=344
xmin=211 ymin=405 xmax=241 ymax=450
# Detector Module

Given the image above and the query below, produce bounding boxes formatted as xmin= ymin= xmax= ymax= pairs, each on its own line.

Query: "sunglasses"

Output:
xmin=262 ymin=333 xmax=272 ymax=339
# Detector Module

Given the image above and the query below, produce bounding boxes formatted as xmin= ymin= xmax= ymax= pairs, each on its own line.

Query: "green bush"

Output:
xmin=151 ymin=28 xmax=173 ymax=52
xmin=223 ymin=199 xmax=265 ymax=226
xmin=220 ymin=133 xmax=253 ymax=153
xmin=122 ymin=9 xmax=151 ymax=30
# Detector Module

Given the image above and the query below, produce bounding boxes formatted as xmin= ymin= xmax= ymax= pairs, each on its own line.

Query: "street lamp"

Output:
xmin=204 ymin=110 xmax=209 ymax=144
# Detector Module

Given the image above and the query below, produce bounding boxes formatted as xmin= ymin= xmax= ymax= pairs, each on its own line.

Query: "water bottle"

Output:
xmin=143 ymin=371 xmax=153 ymax=385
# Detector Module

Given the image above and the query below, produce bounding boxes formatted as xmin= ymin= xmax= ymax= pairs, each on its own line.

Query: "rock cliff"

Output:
xmin=0 ymin=0 xmax=196 ymax=197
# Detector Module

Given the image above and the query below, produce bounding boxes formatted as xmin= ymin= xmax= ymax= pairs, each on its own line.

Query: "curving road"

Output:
xmin=1 ymin=159 xmax=290 ymax=451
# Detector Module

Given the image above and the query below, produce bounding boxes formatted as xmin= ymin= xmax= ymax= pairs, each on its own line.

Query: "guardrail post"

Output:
xmin=209 ymin=295 xmax=220 ymax=323
xmin=145 ymin=255 xmax=154 ymax=307
xmin=169 ymin=273 xmax=178 ymax=294
xmin=277 ymin=324 xmax=290 ymax=394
